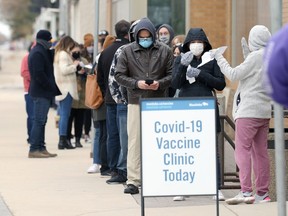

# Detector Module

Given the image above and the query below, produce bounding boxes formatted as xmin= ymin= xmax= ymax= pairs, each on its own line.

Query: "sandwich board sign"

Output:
xmin=140 ymin=97 xmax=217 ymax=198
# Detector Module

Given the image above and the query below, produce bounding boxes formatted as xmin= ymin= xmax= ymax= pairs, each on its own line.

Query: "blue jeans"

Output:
xmin=24 ymin=93 xmax=34 ymax=143
xmin=29 ymin=97 xmax=51 ymax=152
xmin=59 ymin=94 xmax=73 ymax=136
xmin=93 ymin=120 xmax=108 ymax=168
xmin=106 ymin=104 xmax=120 ymax=171
xmin=116 ymin=104 xmax=128 ymax=174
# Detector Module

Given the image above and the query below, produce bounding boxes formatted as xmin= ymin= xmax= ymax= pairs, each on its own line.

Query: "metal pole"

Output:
xmin=274 ymin=103 xmax=286 ymax=216
xmin=270 ymin=1 xmax=285 ymax=215
xmin=59 ymin=0 xmax=68 ymax=36
xmin=94 ymin=0 xmax=99 ymax=60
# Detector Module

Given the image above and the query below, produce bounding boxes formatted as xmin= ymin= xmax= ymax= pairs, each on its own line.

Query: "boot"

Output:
xmin=58 ymin=135 xmax=75 ymax=150
xmin=75 ymin=137 xmax=83 ymax=148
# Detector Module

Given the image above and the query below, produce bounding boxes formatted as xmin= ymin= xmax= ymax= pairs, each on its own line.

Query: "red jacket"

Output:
xmin=20 ymin=53 xmax=30 ymax=92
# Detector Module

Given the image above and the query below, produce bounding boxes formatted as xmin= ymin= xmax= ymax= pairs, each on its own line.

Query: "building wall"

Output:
xmin=189 ymin=0 xmax=231 ymax=61
xmin=283 ymin=0 xmax=288 ymax=23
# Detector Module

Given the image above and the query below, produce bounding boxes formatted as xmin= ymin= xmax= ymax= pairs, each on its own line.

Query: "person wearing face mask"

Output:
xmin=67 ymin=43 xmax=90 ymax=148
xmin=54 ymin=36 xmax=80 ymax=150
xmin=82 ymin=33 xmax=94 ymax=143
xmin=115 ymin=17 xmax=173 ymax=194
xmin=156 ymin=24 xmax=175 ymax=47
xmin=28 ymin=29 xmax=61 ymax=158
xmin=171 ymin=28 xmax=226 ymax=201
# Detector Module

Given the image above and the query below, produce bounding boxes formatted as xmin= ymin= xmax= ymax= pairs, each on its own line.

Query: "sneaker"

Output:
xmin=106 ymin=174 xmax=127 ymax=184
xmin=226 ymin=191 xmax=255 ymax=205
xmin=87 ymin=164 xmax=100 ymax=173
xmin=212 ymin=190 xmax=225 ymax=201
xmin=124 ymin=184 xmax=139 ymax=194
xmin=254 ymin=192 xmax=271 ymax=204
xmin=173 ymin=196 xmax=185 ymax=201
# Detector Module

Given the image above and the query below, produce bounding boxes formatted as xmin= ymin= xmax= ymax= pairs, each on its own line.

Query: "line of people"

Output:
xmin=23 ymin=16 xmax=273 ymax=206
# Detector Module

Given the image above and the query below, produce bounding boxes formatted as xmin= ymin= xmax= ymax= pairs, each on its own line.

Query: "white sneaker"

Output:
xmin=212 ymin=190 xmax=225 ymax=201
xmin=173 ymin=196 xmax=185 ymax=201
xmin=87 ymin=164 xmax=100 ymax=173
xmin=226 ymin=191 xmax=255 ymax=205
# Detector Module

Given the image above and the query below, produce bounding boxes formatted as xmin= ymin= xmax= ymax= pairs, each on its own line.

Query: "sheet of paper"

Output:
xmin=84 ymin=64 xmax=93 ymax=70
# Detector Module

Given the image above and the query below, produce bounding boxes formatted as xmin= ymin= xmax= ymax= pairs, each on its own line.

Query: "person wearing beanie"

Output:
xmin=214 ymin=25 xmax=272 ymax=204
xmin=114 ymin=17 xmax=173 ymax=194
xmin=27 ymin=29 xmax=61 ymax=158
xmin=156 ymin=24 xmax=175 ymax=47
xmin=96 ymin=19 xmax=130 ymax=177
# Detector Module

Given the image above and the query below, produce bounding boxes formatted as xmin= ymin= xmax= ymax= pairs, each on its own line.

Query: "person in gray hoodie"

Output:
xmin=214 ymin=25 xmax=272 ymax=205
xmin=115 ymin=17 xmax=173 ymax=194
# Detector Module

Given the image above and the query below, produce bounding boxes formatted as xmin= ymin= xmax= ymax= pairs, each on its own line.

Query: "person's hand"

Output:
xmin=137 ymin=80 xmax=159 ymax=90
xmin=180 ymin=51 xmax=194 ymax=66
xmin=186 ymin=66 xmax=201 ymax=78
xmin=241 ymin=37 xmax=250 ymax=59
xmin=209 ymin=49 xmax=222 ymax=60
xmin=73 ymin=60 xmax=80 ymax=66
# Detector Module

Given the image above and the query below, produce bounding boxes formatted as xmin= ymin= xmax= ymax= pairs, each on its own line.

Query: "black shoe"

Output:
xmin=101 ymin=169 xmax=111 ymax=177
xmin=58 ymin=136 xmax=75 ymax=150
xmin=124 ymin=184 xmax=139 ymax=194
xmin=75 ymin=138 xmax=83 ymax=148
xmin=106 ymin=174 xmax=127 ymax=184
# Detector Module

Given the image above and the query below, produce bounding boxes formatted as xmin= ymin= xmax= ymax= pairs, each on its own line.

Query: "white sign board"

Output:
xmin=140 ymin=97 xmax=217 ymax=197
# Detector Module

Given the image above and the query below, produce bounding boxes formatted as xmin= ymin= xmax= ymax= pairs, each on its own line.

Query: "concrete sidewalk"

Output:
xmin=0 ymin=50 xmax=283 ymax=216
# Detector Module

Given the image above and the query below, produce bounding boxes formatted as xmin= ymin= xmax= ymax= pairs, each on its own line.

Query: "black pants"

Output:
xmin=67 ymin=108 xmax=85 ymax=139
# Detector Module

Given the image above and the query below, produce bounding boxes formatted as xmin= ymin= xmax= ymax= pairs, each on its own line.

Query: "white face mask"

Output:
xmin=189 ymin=43 xmax=204 ymax=56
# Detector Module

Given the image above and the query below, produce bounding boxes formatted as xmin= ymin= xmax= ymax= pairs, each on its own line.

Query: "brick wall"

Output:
xmin=189 ymin=0 xmax=231 ymax=61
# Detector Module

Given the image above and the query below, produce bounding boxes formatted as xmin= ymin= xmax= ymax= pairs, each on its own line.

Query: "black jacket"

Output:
xmin=28 ymin=44 xmax=61 ymax=99
xmin=172 ymin=28 xmax=226 ymax=132
xmin=97 ymin=38 xmax=130 ymax=104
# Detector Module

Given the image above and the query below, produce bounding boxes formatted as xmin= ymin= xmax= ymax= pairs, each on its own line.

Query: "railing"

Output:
xmin=218 ymin=114 xmax=240 ymax=189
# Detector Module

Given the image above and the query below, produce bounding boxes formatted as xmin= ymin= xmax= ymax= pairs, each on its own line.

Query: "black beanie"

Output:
xmin=36 ymin=30 xmax=52 ymax=41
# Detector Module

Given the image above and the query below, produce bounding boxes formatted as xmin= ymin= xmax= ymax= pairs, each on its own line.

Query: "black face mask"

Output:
xmin=72 ymin=52 xmax=80 ymax=60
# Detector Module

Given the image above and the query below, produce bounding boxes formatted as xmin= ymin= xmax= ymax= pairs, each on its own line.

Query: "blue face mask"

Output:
xmin=139 ymin=37 xmax=153 ymax=48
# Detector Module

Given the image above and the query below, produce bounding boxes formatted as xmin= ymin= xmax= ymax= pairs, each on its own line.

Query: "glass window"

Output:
xmin=148 ymin=0 xmax=185 ymax=35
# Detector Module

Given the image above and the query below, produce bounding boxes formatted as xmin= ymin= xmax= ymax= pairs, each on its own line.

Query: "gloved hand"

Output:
xmin=209 ymin=49 xmax=222 ymax=60
xmin=180 ymin=51 xmax=194 ymax=66
xmin=186 ymin=65 xmax=201 ymax=78
xmin=241 ymin=37 xmax=250 ymax=59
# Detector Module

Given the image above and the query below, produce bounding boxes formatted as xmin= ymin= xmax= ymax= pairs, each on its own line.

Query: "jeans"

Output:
xmin=93 ymin=120 xmax=108 ymax=171
xmin=106 ymin=104 xmax=120 ymax=172
xmin=24 ymin=93 xmax=34 ymax=143
xmin=116 ymin=104 xmax=128 ymax=174
xmin=59 ymin=93 xmax=73 ymax=136
xmin=29 ymin=97 xmax=51 ymax=152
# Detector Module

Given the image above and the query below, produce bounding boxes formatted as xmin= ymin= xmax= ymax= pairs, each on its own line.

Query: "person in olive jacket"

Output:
xmin=28 ymin=29 xmax=61 ymax=158
xmin=115 ymin=17 xmax=173 ymax=194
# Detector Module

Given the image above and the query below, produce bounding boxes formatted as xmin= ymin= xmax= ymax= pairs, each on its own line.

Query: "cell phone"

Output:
xmin=145 ymin=79 xmax=153 ymax=85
